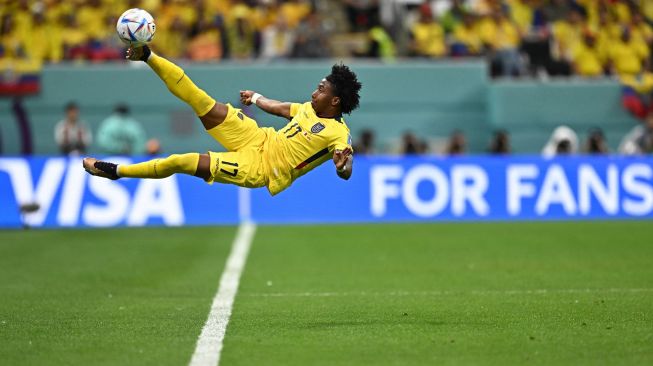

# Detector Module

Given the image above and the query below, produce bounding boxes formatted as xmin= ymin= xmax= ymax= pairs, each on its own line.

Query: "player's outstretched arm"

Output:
xmin=240 ymin=90 xmax=292 ymax=119
xmin=333 ymin=148 xmax=353 ymax=180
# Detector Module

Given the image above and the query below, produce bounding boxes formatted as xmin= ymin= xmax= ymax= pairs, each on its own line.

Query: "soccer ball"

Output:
xmin=116 ymin=8 xmax=156 ymax=46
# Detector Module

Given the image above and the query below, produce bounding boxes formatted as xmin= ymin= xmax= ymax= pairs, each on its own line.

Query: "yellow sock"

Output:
xmin=147 ymin=53 xmax=216 ymax=117
xmin=118 ymin=153 xmax=200 ymax=179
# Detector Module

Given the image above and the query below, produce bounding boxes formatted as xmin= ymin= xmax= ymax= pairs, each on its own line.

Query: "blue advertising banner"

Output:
xmin=1 ymin=156 xmax=652 ymax=228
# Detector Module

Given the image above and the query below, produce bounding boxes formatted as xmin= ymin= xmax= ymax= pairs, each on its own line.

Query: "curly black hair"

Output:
xmin=326 ymin=63 xmax=362 ymax=115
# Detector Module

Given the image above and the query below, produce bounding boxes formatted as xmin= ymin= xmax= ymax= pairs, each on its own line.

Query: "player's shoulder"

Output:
xmin=332 ymin=115 xmax=350 ymax=131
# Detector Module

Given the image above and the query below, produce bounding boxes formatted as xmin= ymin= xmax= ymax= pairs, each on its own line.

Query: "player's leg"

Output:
xmin=82 ymin=154 xmax=211 ymax=181
xmin=127 ymin=46 xmax=227 ymax=130
xmin=205 ymin=149 xmax=267 ymax=188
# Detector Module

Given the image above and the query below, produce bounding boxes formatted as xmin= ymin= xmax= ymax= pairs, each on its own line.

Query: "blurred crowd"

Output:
xmin=353 ymin=120 xmax=653 ymax=156
xmin=0 ymin=0 xmax=327 ymax=65
xmin=1 ymin=0 xmax=652 ymax=77
xmin=55 ymin=101 xmax=160 ymax=155
xmin=401 ymin=0 xmax=653 ymax=79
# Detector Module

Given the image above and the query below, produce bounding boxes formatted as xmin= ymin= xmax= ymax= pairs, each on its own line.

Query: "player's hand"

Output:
xmin=239 ymin=90 xmax=255 ymax=105
xmin=333 ymin=147 xmax=352 ymax=170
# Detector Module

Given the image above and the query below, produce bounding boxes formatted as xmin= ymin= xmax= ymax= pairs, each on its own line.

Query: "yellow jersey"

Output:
xmin=264 ymin=102 xmax=352 ymax=195
xmin=571 ymin=43 xmax=604 ymax=77
xmin=411 ymin=22 xmax=446 ymax=57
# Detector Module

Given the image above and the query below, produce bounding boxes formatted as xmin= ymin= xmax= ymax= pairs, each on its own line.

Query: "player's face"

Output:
xmin=311 ymin=79 xmax=338 ymax=114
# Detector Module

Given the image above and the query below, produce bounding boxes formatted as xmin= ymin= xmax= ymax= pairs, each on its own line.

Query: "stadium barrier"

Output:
xmin=1 ymin=155 xmax=652 ymax=228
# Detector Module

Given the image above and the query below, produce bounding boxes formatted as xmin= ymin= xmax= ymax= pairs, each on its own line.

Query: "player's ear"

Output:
xmin=331 ymin=96 xmax=340 ymax=107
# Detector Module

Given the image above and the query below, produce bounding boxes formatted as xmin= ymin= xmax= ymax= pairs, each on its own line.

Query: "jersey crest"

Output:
xmin=311 ymin=122 xmax=325 ymax=134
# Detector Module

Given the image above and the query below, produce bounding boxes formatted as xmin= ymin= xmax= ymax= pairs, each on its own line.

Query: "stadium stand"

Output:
xmin=0 ymin=0 xmax=651 ymax=155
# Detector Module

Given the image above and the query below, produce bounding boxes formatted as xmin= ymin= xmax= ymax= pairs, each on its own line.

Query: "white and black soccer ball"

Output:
xmin=116 ymin=8 xmax=156 ymax=46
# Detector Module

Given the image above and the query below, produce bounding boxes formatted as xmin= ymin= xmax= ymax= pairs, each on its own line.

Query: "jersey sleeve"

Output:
xmin=289 ymin=103 xmax=302 ymax=118
xmin=331 ymin=129 xmax=353 ymax=152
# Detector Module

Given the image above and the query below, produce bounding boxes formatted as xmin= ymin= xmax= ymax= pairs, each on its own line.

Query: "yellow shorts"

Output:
xmin=204 ymin=104 xmax=270 ymax=187
xmin=206 ymin=103 xmax=267 ymax=152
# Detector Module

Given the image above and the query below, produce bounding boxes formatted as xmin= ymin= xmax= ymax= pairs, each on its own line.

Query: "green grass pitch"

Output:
xmin=1 ymin=222 xmax=652 ymax=365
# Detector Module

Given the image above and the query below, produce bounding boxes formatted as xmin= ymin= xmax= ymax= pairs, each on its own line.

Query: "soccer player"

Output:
xmin=83 ymin=45 xmax=361 ymax=195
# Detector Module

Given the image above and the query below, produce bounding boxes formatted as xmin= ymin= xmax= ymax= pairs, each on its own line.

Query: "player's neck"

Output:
xmin=316 ymin=108 xmax=340 ymax=119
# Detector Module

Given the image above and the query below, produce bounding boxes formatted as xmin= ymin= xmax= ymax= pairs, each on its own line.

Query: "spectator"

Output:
xmin=60 ymin=14 xmax=88 ymax=60
xmin=187 ymin=18 xmax=224 ymax=62
xmin=451 ymin=12 xmax=483 ymax=57
xmin=446 ymin=129 xmax=466 ymax=155
xmin=353 ymin=129 xmax=375 ymax=155
xmin=96 ymin=104 xmax=147 ymax=155
xmin=292 ymin=11 xmax=330 ymax=59
xmin=146 ymin=138 xmax=162 ymax=156
xmin=585 ymin=127 xmax=609 ymax=154
xmin=155 ymin=16 xmax=190 ymax=59
xmin=22 ymin=11 xmax=62 ymax=64
xmin=365 ymin=22 xmax=396 ymax=61
xmin=279 ymin=0 xmax=312 ymax=30
xmin=479 ymin=9 xmax=524 ymax=77
xmin=401 ymin=132 xmax=427 ymax=155
xmin=551 ymin=7 xmax=585 ymax=67
xmin=54 ymin=102 xmax=92 ymax=155
xmin=488 ymin=129 xmax=510 ymax=154
xmin=619 ymin=112 xmax=653 ymax=154
xmin=441 ymin=0 xmax=467 ymax=33
xmin=542 ymin=0 xmax=573 ymax=24
xmin=260 ymin=15 xmax=295 ymax=61
xmin=1 ymin=14 xmax=24 ymax=60
xmin=408 ymin=4 xmax=446 ymax=58
xmin=630 ymin=12 xmax=653 ymax=46
xmin=608 ymin=27 xmax=649 ymax=77
xmin=226 ymin=5 xmax=258 ymax=60
xmin=571 ymin=31 xmax=604 ymax=77
xmin=542 ymin=125 xmax=579 ymax=157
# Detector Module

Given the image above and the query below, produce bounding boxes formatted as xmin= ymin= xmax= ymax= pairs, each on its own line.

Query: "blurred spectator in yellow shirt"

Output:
xmin=506 ymin=0 xmax=534 ymax=35
xmin=44 ymin=0 xmax=73 ymax=25
xmin=571 ymin=32 xmax=604 ymax=77
xmin=226 ymin=5 xmax=257 ymax=60
xmin=609 ymin=27 xmax=649 ymax=76
xmin=639 ymin=0 xmax=653 ymax=22
xmin=60 ymin=14 xmax=89 ymax=60
xmin=22 ymin=11 xmax=62 ymax=64
xmin=552 ymin=8 xmax=585 ymax=62
xmin=280 ymin=0 xmax=311 ymax=29
xmin=253 ymin=1 xmax=280 ymax=31
xmin=77 ymin=0 xmax=107 ymax=41
xmin=11 ymin=0 xmax=33 ymax=39
xmin=1 ymin=14 xmax=25 ymax=60
xmin=155 ymin=16 xmax=189 ymax=59
xmin=479 ymin=10 xmax=524 ymax=76
xmin=451 ymin=12 xmax=482 ymax=56
xmin=593 ymin=9 xmax=621 ymax=60
xmin=408 ymin=4 xmax=445 ymax=58
xmin=88 ymin=14 xmax=124 ymax=62
xmin=630 ymin=12 xmax=653 ymax=46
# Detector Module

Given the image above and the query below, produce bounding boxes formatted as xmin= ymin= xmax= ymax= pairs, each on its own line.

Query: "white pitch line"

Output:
xmin=188 ymin=222 xmax=256 ymax=366
xmin=241 ymin=288 xmax=653 ymax=298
